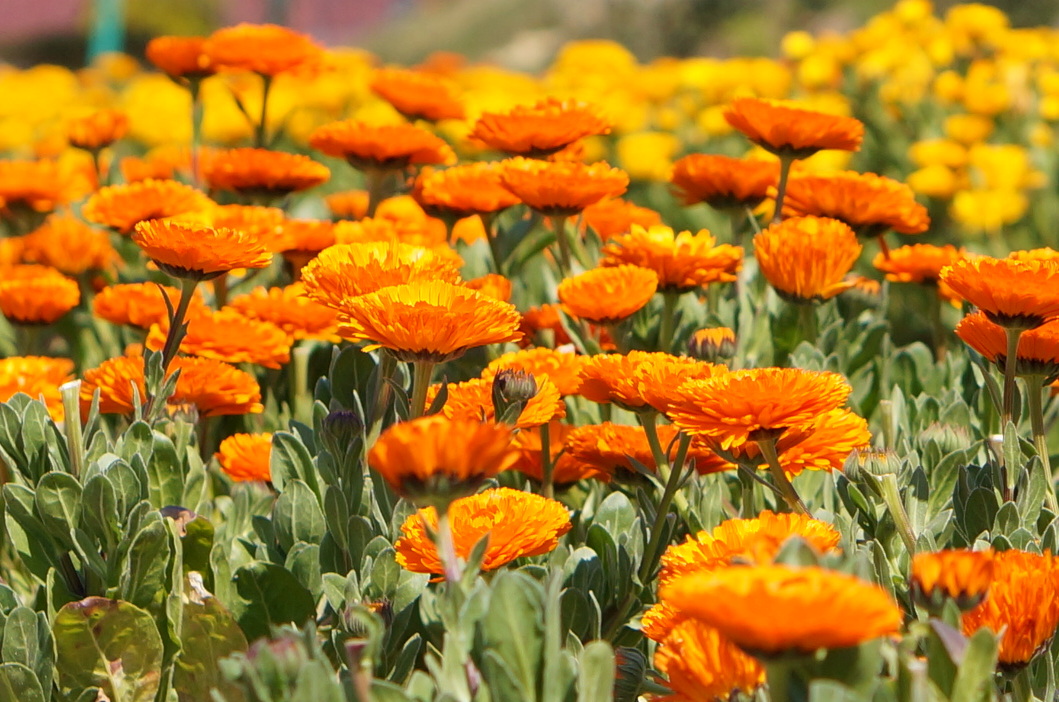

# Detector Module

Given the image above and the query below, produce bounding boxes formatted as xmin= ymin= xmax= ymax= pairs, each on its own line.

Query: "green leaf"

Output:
xmin=147 ymin=431 xmax=184 ymax=508
xmin=481 ymin=571 xmax=544 ymax=701
xmin=173 ymin=576 xmax=248 ymax=702
xmin=577 ymin=641 xmax=615 ymax=702
xmin=231 ymin=562 xmax=316 ymax=641
xmin=273 ymin=479 xmax=326 ymax=553
xmin=120 ymin=519 xmax=171 ymax=616
xmin=34 ymin=472 xmax=82 ymax=549
xmin=950 ymin=628 xmax=999 ymax=702
xmin=0 ymin=663 xmax=45 ymax=702
xmin=270 ymin=432 xmax=320 ymax=499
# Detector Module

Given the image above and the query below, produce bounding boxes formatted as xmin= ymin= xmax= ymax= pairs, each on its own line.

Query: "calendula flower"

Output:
xmin=754 ymin=216 xmax=862 ymax=303
xmin=21 ymin=215 xmax=117 ymax=275
xmin=688 ymin=327 xmax=736 ymax=362
xmin=665 ymin=367 xmax=852 ymax=450
xmin=228 ymin=284 xmax=340 ymax=342
xmin=519 ymin=303 xmax=574 ymax=348
xmin=203 ymin=23 xmax=321 ymax=75
xmin=412 ymin=163 xmax=520 ymax=219
xmin=274 ymin=218 xmax=335 ymax=262
xmin=147 ymin=308 xmax=292 ymax=369
xmin=336 ymin=280 xmax=522 ymax=362
xmin=560 ymin=422 xmax=711 ymax=481
xmin=724 ymin=97 xmax=864 ymax=158
xmin=601 ymin=225 xmax=743 ymax=292
xmin=93 ymin=282 xmax=207 ymax=329
xmin=0 ymin=159 xmax=68 ymax=216
xmin=463 ymin=273 xmax=512 ymax=302
xmin=395 ymin=487 xmax=571 ymax=574
xmin=0 ymin=356 xmax=74 ymax=420
xmin=1009 ymin=248 xmax=1059 ymax=264
xmin=67 ymin=110 xmax=129 ymax=151
xmin=874 ymin=244 xmax=966 ymax=284
xmin=963 ymin=550 xmax=1059 ymax=668
xmin=580 ymin=197 xmax=663 ymax=240
xmin=426 ymin=376 xmax=565 ymax=428
xmin=0 ymin=267 xmax=79 ymax=324
xmin=484 ymin=347 xmax=584 ymax=396
xmin=670 ymin=154 xmax=778 ymax=210
xmin=780 ymin=171 xmax=930 ymax=237
xmin=653 ymin=620 xmax=765 ymax=702
xmin=145 ymin=35 xmax=214 ymax=79
xmin=509 ymin=421 xmax=584 ymax=483
xmin=309 ymin=121 xmax=456 ymax=171
xmin=370 ymin=67 xmax=464 ymax=121
xmin=132 ymin=219 xmax=272 ymax=281
xmin=499 ymin=158 xmax=629 ymax=216
xmin=760 ymin=408 xmax=871 ymax=476
xmin=368 ymin=415 xmax=518 ymax=502
xmin=184 ymin=204 xmax=287 ymax=251
xmin=324 ymin=190 xmax=369 ymax=219
xmin=940 ymin=257 xmax=1059 ymax=329
xmin=201 ymin=148 xmax=330 ymax=200
xmin=82 ymin=179 xmax=214 ymax=234
xmin=557 ymin=265 xmax=658 ymax=324
xmin=469 ymin=97 xmax=611 ymax=157
xmin=661 ymin=565 xmax=901 ymax=656
xmin=578 ymin=351 xmax=725 ymax=412
xmin=912 ymin=549 xmax=994 ymax=612
xmin=216 ymin=433 xmax=273 ymax=482
xmin=956 ymin=312 xmax=1059 ymax=377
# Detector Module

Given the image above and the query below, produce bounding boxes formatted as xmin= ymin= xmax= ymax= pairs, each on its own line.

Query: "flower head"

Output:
xmin=724 ymin=97 xmax=864 ymax=158
xmin=912 ymin=549 xmax=995 ymax=612
xmin=874 ymin=244 xmax=966 ymax=284
xmin=0 ymin=356 xmax=74 ymax=420
xmin=67 ymin=110 xmax=129 ymax=151
xmin=671 ymin=154 xmax=778 ymax=210
xmin=202 ymin=148 xmax=329 ymax=200
xmin=0 ymin=160 xmax=69 ymax=216
xmin=412 ymin=163 xmax=520 ymax=218
xmin=309 ymin=121 xmax=456 ymax=171
xmin=93 ymin=282 xmax=206 ymax=329
xmin=228 ymin=284 xmax=340 ymax=342
xmin=580 ymin=197 xmax=663 ymax=240
xmin=132 ymin=219 xmax=272 ymax=281
xmin=940 ymin=257 xmax=1059 ymax=329
xmin=145 ymin=35 xmax=214 ymax=79
xmin=754 ymin=216 xmax=862 ymax=303
xmin=469 ymin=97 xmax=611 ymax=157
xmin=688 ymin=327 xmax=737 ymax=362
xmin=216 ymin=433 xmax=273 ymax=482
xmin=653 ymin=619 xmax=765 ymax=702
xmin=426 ymin=376 xmax=565 ymax=428
xmin=0 ymin=267 xmax=79 ymax=324
xmin=484 ymin=347 xmax=584 ymax=396
xmin=781 ymin=171 xmax=930 ymax=237
xmin=601 ymin=225 xmax=742 ymax=292
xmin=956 ymin=312 xmax=1059 ymax=378
xmin=82 ymin=179 xmax=214 ymax=234
xmin=499 ymin=158 xmax=629 ymax=216
xmin=22 ymin=215 xmax=117 ymax=275
xmin=203 ymin=23 xmax=321 ymax=76
xmin=578 ymin=351 xmax=725 ymax=412
xmin=370 ymin=67 xmax=464 ymax=121
xmin=557 ymin=265 xmax=658 ymax=325
xmin=147 ymin=308 xmax=292 ymax=369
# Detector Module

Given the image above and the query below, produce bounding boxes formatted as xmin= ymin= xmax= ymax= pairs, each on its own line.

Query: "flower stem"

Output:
xmin=364 ymin=167 xmax=390 ymax=218
xmin=539 ymin=421 xmax=555 ymax=499
xmin=928 ymin=290 xmax=947 ymax=362
xmin=878 ymin=472 xmax=917 ymax=555
xmin=757 ymin=436 xmax=809 ymax=515
xmin=642 ymin=412 xmax=692 ymax=520
xmin=254 ymin=74 xmax=272 ymax=148
xmin=369 ymin=351 xmax=398 ymax=441
xmin=1002 ymin=327 xmax=1023 ymax=426
xmin=798 ymin=303 xmax=818 ymax=346
xmin=658 ymin=291 xmax=679 ymax=352
xmin=409 ymin=360 xmax=436 ymax=421
xmin=1026 ymin=375 xmax=1059 ymax=513
xmin=435 ymin=506 xmax=463 ymax=583
xmin=485 ymin=218 xmax=506 ymax=275
xmin=60 ymin=381 xmax=84 ymax=478
xmin=552 ymin=215 xmax=571 ymax=276
xmin=638 ymin=432 xmax=691 ymax=583
xmin=771 ymin=155 xmax=795 ymax=225
xmin=189 ymin=78 xmax=203 ymax=187
xmin=145 ymin=277 xmax=198 ymax=419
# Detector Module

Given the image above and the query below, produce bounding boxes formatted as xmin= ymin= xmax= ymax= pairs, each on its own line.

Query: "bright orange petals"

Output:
xmin=132 ymin=219 xmax=272 ymax=281
xmin=580 ymin=197 xmax=663 ymax=240
xmin=427 ymin=376 xmax=565 ymax=428
xmin=519 ymin=303 xmax=574 ymax=348
xmin=201 ymin=148 xmax=329 ymax=199
xmin=216 ymin=433 xmax=273 ymax=482
xmin=724 ymin=97 xmax=864 ymax=158
xmin=412 ymin=163 xmax=520 ymax=218
xmin=484 ymin=347 xmax=584 ymax=396
xmin=324 ymin=190 xmax=369 ymax=219
xmin=665 ymin=367 xmax=852 ymax=450
xmin=940 ymin=257 xmax=1059 ymax=329
xmin=202 ymin=23 xmax=321 ymax=76
xmin=370 ymin=67 xmax=464 ymax=121
xmin=22 ymin=216 xmax=117 ymax=275
xmin=93 ymin=283 xmax=206 ymax=329
xmin=0 ymin=356 xmax=74 ymax=420
xmin=557 ymin=265 xmax=658 ymax=325
xmin=559 ymin=422 xmax=728 ymax=480
xmin=67 ymin=110 xmax=128 ymax=151
xmin=395 ymin=488 xmax=571 ymax=574
xmin=469 ymin=98 xmax=611 ymax=157
xmin=0 ymin=160 xmax=68 ymax=214
xmin=463 ymin=273 xmax=512 ymax=302
xmin=275 ymin=219 xmax=335 ymax=257
xmin=82 ymin=179 xmax=214 ymax=234
xmin=671 ymin=154 xmax=778 ymax=210
xmin=189 ymin=204 xmax=287 ymax=251
xmin=912 ymin=549 xmax=995 ymax=610
xmin=368 ymin=415 xmax=518 ymax=501
xmin=653 ymin=620 xmax=764 ymax=702
xmin=661 ymin=565 xmax=901 ymax=655
xmin=764 ymin=408 xmax=871 ymax=476
xmin=754 ymin=216 xmax=862 ymax=303
xmin=499 ymin=158 xmax=629 ymax=216
xmin=336 ymin=280 xmax=522 ymax=362
xmin=145 ymin=35 xmax=214 ymax=78
xmin=147 ymin=308 xmax=292 ymax=369
xmin=0 ymin=267 xmax=79 ymax=324
xmin=781 ymin=171 xmax=930 ymax=237
xmin=578 ymin=351 xmax=725 ymax=412
xmin=955 ymin=312 xmax=1059 ymax=376
xmin=228 ymin=284 xmax=340 ymax=342
xmin=309 ymin=121 xmax=456 ymax=171
xmin=601 ymin=224 xmax=742 ymax=292
xmin=874 ymin=244 xmax=966 ymax=284
xmin=509 ymin=421 xmax=583 ymax=483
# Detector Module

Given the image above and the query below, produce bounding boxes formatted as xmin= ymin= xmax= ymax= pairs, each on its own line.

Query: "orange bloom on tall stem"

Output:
xmin=940 ymin=257 xmax=1059 ymax=329
xmin=412 ymin=163 xmax=520 ymax=219
xmin=82 ymin=179 xmax=214 ymax=234
xmin=67 ymin=110 xmax=129 ymax=151
xmin=653 ymin=619 xmax=765 ymax=702
xmin=22 ymin=215 xmax=118 ymax=275
xmin=578 ymin=351 xmax=725 ymax=413
xmin=670 ymin=154 xmax=778 ymax=210
xmin=0 ymin=267 xmax=80 ymax=324
xmin=309 ymin=121 xmax=456 ymax=171
xmin=145 ymin=36 xmax=214 ymax=79
xmin=754 ymin=216 xmax=862 ymax=303
xmin=580 ymin=197 xmax=663 ymax=240
xmin=601 ymin=224 xmax=743 ymax=293
xmin=426 ymin=376 xmax=565 ymax=428
xmin=874 ymin=244 xmax=966 ymax=285
xmin=201 ymin=148 xmax=330 ymax=200
xmin=557 ymin=265 xmax=658 ymax=325
xmin=147 ymin=309 xmax=292 ymax=369
xmin=912 ymin=549 xmax=994 ymax=611
xmin=93 ymin=283 xmax=206 ymax=329
xmin=228 ymin=284 xmax=340 ymax=342
xmin=955 ymin=312 xmax=1059 ymax=378
xmin=498 ymin=157 xmax=629 ymax=216
xmin=132 ymin=219 xmax=272 ymax=281
xmin=0 ymin=356 xmax=75 ymax=421
xmin=0 ymin=160 xmax=69 ymax=222
xmin=724 ymin=98 xmax=864 ymax=158
xmin=484 ymin=347 xmax=584 ymax=396
xmin=216 ymin=433 xmax=273 ymax=482
xmin=469 ymin=97 xmax=611 ymax=157
xmin=370 ymin=67 xmax=465 ymax=122
xmin=202 ymin=23 xmax=322 ymax=76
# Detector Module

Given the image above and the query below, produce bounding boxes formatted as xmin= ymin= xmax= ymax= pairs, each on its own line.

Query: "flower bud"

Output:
xmin=687 ymin=327 xmax=736 ymax=362
xmin=321 ymin=407 xmax=363 ymax=462
xmin=491 ymin=369 xmax=538 ymax=425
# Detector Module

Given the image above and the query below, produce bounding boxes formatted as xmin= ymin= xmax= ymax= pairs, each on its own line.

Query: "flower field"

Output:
xmin=4 ymin=1 xmax=1059 ymax=700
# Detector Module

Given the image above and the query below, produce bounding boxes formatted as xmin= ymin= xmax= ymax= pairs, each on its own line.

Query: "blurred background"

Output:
xmin=2 ymin=0 xmax=1058 ymax=70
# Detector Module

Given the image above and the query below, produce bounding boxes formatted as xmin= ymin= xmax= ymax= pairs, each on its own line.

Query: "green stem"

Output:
xmin=641 ymin=412 xmax=692 ymax=520
xmin=539 ymin=421 xmax=555 ymax=499
xmin=638 ymin=433 xmax=692 ymax=583
xmin=798 ymin=303 xmax=818 ymax=346
xmin=878 ymin=473 xmax=917 ymax=555
xmin=552 ymin=215 xmax=572 ymax=276
xmin=145 ymin=278 xmax=199 ymax=420
xmin=928 ymin=289 xmax=947 ymax=362
xmin=364 ymin=167 xmax=390 ymax=218
xmin=409 ymin=360 xmax=436 ymax=421
xmin=212 ymin=273 xmax=229 ymax=309
xmin=738 ymin=463 xmax=761 ymax=517
xmin=658 ymin=291 xmax=679 ymax=352
xmin=1026 ymin=375 xmax=1059 ymax=513
xmin=771 ymin=155 xmax=795 ymax=224
xmin=189 ymin=79 xmax=203 ymax=187
xmin=757 ymin=437 xmax=809 ymax=515
xmin=485 ymin=219 xmax=506 ymax=275
xmin=1003 ymin=327 xmax=1023 ymax=426
xmin=369 ymin=352 xmax=398 ymax=440
xmin=60 ymin=381 xmax=84 ymax=477
xmin=435 ymin=506 xmax=463 ymax=583
xmin=254 ymin=74 xmax=272 ymax=148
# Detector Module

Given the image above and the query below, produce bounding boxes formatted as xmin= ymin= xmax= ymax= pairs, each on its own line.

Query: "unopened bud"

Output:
xmin=492 ymin=369 xmax=538 ymax=424
xmin=687 ymin=327 xmax=736 ymax=362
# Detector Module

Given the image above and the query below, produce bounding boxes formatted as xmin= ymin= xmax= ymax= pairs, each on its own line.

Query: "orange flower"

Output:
xmin=484 ymin=347 xmax=584 ymax=396
xmin=426 ymin=376 xmax=565 ymax=428
xmin=463 ymin=273 xmax=512 ymax=301
xmin=187 ymin=204 xmax=287 ymax=251
xmin=724 ymin=97 xmax=864 ymax=158
xmin=132 ymin=219 xmax=272 ymax=281
xmin=22 ymin=215 xmax=117 ymax=275
xmin=940 ymin=257 xmax=1059 ymax=329
xmin=147 ymin=308 xmax=292 ymax=369
xmin=145 ymin=35 xmax=214 ymax=79
xmin=67 ymin=110 xmax=129 ymax=151
xmin=665 ymin=367 xmax=852 ymax=450
xmin=216 ymin=433 xmax=273 ymax=482
xmin=557 ymin=265 xmax=658 ymax=325
xmin=0 ymin=159 xmax=68 ymax=215
xmin=754 ymin=216 xmax=862 ymax=303
xmin=120 ymin=148 xmax=189 ymax=183
xmin=412 ymin=163 xmax=520 ymax=219
xmin=912 ymin=549 xmax=995 ymax=611
xmin=578 ymin=351 xmax=725 ymax=412
xmin=559 ymin=421 xmax=730 ymax=481
xmin=601 ymin=225 xmax=742 ymax=292
xmin=202 ymin=23 xmax=321 ymax=76
xmin=660 ymin=565 xmax=901 ymax=655
xmin=93 ymin=282 xmax=206 ymax=329
xmin=332 ymin=215 xmax=459 ymax=265
xmin=201 ymin=148 xmax=330 ymax=199
xmin=509 ymin=421 xmax=584 ymax=483
xmin=955 ymin=312 xmax=1059 ymax=377
xmin=469 ymin=97 xmax=611 ymax=157
xmin=82 ymin=179 xmax=214 ymax=234
xmin=228 ymin=284 xmax=340 ymax=342
xmin=309 ymin=121 xmax=456 ymax=171
xmin=0 ymin=267 xmax=79 ymax=324
xmin=688 ymin=327 xmax=736 ymax=361
xmin=324 ymin=190 xmax=369 ymax=219
xmin=0 ymin=356 xmax=75 ymax=421
xmin=670 ymin=154 xmax=778 ymax=210
xmin=335 ymin=280 xmax=522 ymax=362
xmin=781 ymin=171 xmax=930 ymax=237
xmin=367 ymin=415 xmax=518 ymax=501
xmin=519 ymin=303 xmax=574 ymax=348
xmin=758 ymin=408 xmax=871 ymax=476
xmin=653 ymin=620 xmax=764 ymax=702
xmin=1009 ymin=248 xmax=1059 ymax=264
xmin=395 ymin=488 xmax=571 ymax=573
xmin=370 ymin=67 xmax=464 ymax=121
xmin=499 ymin=158 xmax=629 ymax=216
xmin=874 ymin=244 xmax=966 ymax=284
xmin=580 ymin=197 xmax=663 ymax=240
xmin=274 ymin=218 xmax=335 ymax=259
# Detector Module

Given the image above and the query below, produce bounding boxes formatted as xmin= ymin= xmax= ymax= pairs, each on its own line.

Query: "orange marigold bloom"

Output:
xmin=395 ymin=488 xmax=571 ymax=574
xmin=228 ymin=284 xmax=340 ymax=342
xmin=145 ymin=35 xmax=214 ymax=79
xmin=22 ymin=215 xmax=117 ymax=275
xmin=601 ymin=225 xmax=742 ymax=292
xmin=132 ymin=219 xmax=272 ymax=281
xmin=0 ymin=356 xmax=75 ymax=421
xmin=724 ymin=98 xmax=864 ymax=158
xmin=332 ymin=215 xmax=457 ymax=265
xmin=940 ymin=257 xmax=1059 ymax=329
xmin=426 ymin=376 xmax=565 ymax=428
xmin=216 ymin=432 xmax=273 ymax=482
xmin=578 ymin=351 xmax=725 ymax=412
xmin=671 ymin=154 xmax=778 ymax=210
xmin=653 ymin=620 xmax=764 ymax=702
xmin=93 ymin=282 xmax=206 ymax=329
xmin=963 ymin=550 xmax=1059 ymax=667
xmin=509 ymin=421 xmax=584 ymax=483
xmin=519 ymin=303 xmax=574 ymax=348
xmin=1009 ymin=248 xmax=1059 ymax=264
xmin=463 ymin=273 xmax=512 ymax=301
xmin=187 ymin=204 xmax=287 ymax=251
xmin=661 ymin=565 xmax=901 ymax=656
xmin=762 ymin=408 xmax=871 ymax=476
xmin=324 ymin=190 xmax=369 ymax=219
xmin=336 ymin=280 xmax=522 ymax=362
xmin=912 ymin=549 xmax=995 ymax=611
xmin=202 ymin=23 xmax=321 ymax=76
xmin=754 ymin=216 xmax=862 ymax=303
xmin=275 ymin=218 xmax=335 ymax=257
xmin=665 ymin=367 xmax=852 ymax=450
xmin=781 ymin=171 xmax=930 ymax=237
xmin=368 ymin=415 xmax=518 ymax=502
xmin=309 ymin=121 xmax=456 ymax=171
xmin=874 ymin=244 xmax=966 ymax=284
xmin=201 ymin=148 xmax=330 ymax=199
xmin=67 ymin=110 xmax=129 ymax=151
xmin=0 ymin=267 xmax=79 ymax=324
xmin=412 ymin=163 xmax=520 ymax=219
xmin=499 ymin=158 xmax=629 ymax=216
xmin=469 ymin=97 xmax=612 ymax=157
xmin=580 ymin=197 xmax=663 ymax=240
xmin=370 ymin=67 xmax=464 ymax=122
xmin=560 ymin=422 xmax=730 ymax=482
xmin=0 ymin=159 xmax=68 ymax=215
xmin=484 ymin=347 xmax=584 ymax=396
xmin=147 ymin=308 xmax=292 ymax=369
xmin=557 ymin=265 xmax=658 ymax=325
xmin=955 ymin=311 xmax=1059 ymax=377
xmin=688 ymin=327 xmax=737 ymax=362
xmin=82 ymin=179 xmax=214 ymax=234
